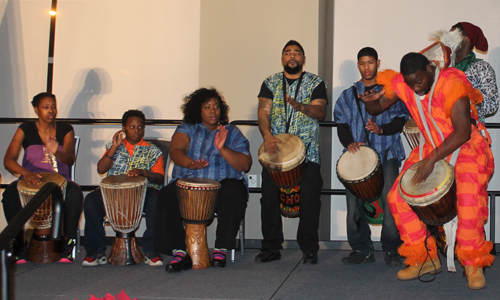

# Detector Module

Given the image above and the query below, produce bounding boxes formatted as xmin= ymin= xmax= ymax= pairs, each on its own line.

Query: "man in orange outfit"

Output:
xmin=360 ymin=52 xmax=494 ymax=290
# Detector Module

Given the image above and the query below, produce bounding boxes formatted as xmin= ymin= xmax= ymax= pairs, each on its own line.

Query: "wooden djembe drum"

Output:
xmin=17 ymin=172 xmax=67 ymax=263
xmin=176 ymin=178 xmax=221 ymax=269
xmin=100 ymin=175 xmax=147 ymax=266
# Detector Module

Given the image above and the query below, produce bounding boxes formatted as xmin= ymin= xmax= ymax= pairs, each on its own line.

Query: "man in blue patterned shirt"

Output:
xmin=334 ymin=47 xmax=408 ymax=266
xmin=256 ymin=40 xmax=328 ymax=264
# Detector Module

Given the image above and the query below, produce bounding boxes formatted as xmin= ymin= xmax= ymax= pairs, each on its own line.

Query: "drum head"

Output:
xmin=177 ymin=177 xmax=221 ymax=188
xmin=399 ymin=160 xmax=454 ymax=206
xmin=404 ymin=118 xmax=418 ymax=131
xmin=258 ymin=134 xmax=305 ymax=172
xmin=336 ymin=146 xmax=379 ymax=181
xmin=18 ymin=172 xmax=65 ymax=191
xmin=101 ymin=175 xmax=147 ymax=187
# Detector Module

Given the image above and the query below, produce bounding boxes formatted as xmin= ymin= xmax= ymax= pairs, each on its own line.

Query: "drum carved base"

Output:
xmin=27 ymin=229 xmax=60 ymax=264
xmin=185 ymin=224 xmax=210 ymax=269
xmin=107 ymin=233 xmax=144 ymax=266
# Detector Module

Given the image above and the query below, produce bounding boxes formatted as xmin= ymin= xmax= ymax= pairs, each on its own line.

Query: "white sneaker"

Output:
xmin=82 ymin=254 xmax=108 ymax=266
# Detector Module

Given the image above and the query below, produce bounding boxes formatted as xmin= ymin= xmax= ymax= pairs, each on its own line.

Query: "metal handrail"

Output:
xmin=0 ymin=182 xmax=64 ymax=300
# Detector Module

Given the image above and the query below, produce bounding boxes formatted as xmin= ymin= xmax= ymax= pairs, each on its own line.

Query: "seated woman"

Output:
xmin=154 ymin=87 xmax=252 ymax=272
xmin=2 ymin=92 xmax=84 ymax=263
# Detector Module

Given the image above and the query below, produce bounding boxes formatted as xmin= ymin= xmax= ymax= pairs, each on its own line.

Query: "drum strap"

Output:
xmin=414 ymin=67 xmax=460 ymax=165
xmin=352 ymin=86 xmax=375 ymax=148
xmin=282 ymin=72 xmax=304 ymax=133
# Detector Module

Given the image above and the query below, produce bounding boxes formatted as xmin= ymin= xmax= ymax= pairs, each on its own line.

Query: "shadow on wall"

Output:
xmin=0 ymin=0 xmax=27 ymax=118
xmin=138 ymin=106 xmax=163 ymax=139
xmin=64 ymin=68 xmax=112 ymax=184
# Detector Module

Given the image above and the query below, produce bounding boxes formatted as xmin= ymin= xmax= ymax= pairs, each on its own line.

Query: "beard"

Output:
xmin=284 ymin=63 xmax=302 ymax=74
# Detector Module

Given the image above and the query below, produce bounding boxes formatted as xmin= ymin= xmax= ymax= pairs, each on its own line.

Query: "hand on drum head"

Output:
xmin=285 ymin=94 xmax=303 ymax=112
xmin=21 ymin=171 xmax=43 ymax=185
xmin=365 ymin=119 xmax=381 ymax=135
xmin=214 ymin=125 xmax=228 ymax=150
xmin=44 ymin=136 xmax=59 ymax=155
xmin=263 ymin=135 xmax=283 ymax=155
xmin=347 ymin=142 xmax=365 ymax=154
xmin=127 ymin=168 xmax=146 ymax=177
xmin=189 ymin=160 xmax=209 ymax=170
xmin=409 ymin=159 xmax=435 ymax=186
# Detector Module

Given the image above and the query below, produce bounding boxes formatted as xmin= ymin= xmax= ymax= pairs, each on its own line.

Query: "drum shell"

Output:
xmin=176 ymin=180 xmax=221 ymax=224
xmin=406 ymin=182 xmax=457 ymax=226
xmin=267 ymin=161 xmax=305 ymax=189
xmin=398 ymin=160 xmax=457 ymax=226
xmin=100 ymin=175 xmax=148 ymax=233
xmin=17 ymin=172 xmax=67 ymax=229
xmin=403 ymin=119 xmax=420 ymax=150
xmin=336 ymin=147 xmax=384 ymax=201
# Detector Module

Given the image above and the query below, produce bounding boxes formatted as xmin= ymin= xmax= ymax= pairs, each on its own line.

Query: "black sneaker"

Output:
xmin=59 ymin=239 xmax=75 ymax=263
xmin=255 ymin=250 xmax=281 ymax=263
xmin=385 ymin=252 xmax=402 ymax=266
xmin=341 ymin=251 xmax=375 ymax=264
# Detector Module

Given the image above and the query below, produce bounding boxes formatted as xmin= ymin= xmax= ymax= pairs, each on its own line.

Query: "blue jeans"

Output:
xmin=83 ymin=187 xmax=158 ymax=255
xmin=345 ymin=158 xmax=402 ymax=254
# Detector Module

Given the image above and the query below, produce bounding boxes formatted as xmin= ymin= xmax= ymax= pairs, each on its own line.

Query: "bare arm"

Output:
xmin=97 ymin=130 xmax=125 ymax=174
xmin=258 ymin=97 xmax=282 ymax=154
xmin=169 ymin=132 xmax=209 ymax=170
xmin=359 ymin=89 xmax=400 ymax=115
xmin=410 ymin=97 xmax=471 ymax=185
xmin=4 ymin=128 xmax=42 ymax=184
xmin=214 ymin=125 xmax=252 ymax=172
xmin=127 ymin=168 xmax=165 ymax=185
xmin=286 ymin=95 xmax=327 ymax=121
xmin=48 ymin=130 xmax=76 ymax=166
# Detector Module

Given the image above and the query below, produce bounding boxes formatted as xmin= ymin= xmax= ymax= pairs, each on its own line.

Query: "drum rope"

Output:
xmin=414 ymin=67 xmax=460 ymax=165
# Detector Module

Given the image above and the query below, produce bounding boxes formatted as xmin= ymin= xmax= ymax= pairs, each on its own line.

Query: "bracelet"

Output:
xmin=105 ymin=153 xmax=113 ymax=159
xmin=151 ymin=173 xmax=155 ymax=181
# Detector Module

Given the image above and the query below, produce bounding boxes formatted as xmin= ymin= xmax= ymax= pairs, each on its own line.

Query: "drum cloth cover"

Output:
xmin=17 ymin=172 xmax=67 ymax=229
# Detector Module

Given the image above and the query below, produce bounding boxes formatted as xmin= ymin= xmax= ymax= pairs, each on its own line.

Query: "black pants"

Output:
xmin=2 ymin=180 xmax=84 ymax=244
xmin=260 ymin=162 xmax=323 ymax=253
xmin=154 ymin=178 xmax=247 ymax=253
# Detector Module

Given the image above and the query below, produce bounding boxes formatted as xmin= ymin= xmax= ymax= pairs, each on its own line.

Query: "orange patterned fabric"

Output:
xmin=386 ymin=68 xmax=494 ymax=268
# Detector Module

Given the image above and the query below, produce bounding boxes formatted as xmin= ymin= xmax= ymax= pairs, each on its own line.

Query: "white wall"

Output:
xmin=330 ymin=0 xmax=500 ymax=242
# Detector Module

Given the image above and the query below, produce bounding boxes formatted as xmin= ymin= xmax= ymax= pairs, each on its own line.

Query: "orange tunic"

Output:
xmin=378 ymin=68 xmax=494 ymax=268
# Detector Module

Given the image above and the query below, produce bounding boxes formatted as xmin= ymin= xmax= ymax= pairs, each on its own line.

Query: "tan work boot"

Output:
xmin=397 ymin=257 xmax=442 ymax=281
xmin=465 ymin=266 xmax=485 ymax=290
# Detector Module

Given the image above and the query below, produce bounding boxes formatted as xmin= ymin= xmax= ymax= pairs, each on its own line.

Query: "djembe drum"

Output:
xmin=100 ymin=175 xmax=148 ymax=265
xmin=403 ymin=118 xmax=420 ymax=150
xmin=398 ymin=159 xmax=457 ymax=226
xmin=17 ymin=172 xmax=67 ymax=263
xmin=258 ymin=134 xmax=305 ymax=218
xmin=176 ymin=178 xmax=221 ymax=269
xmin=336 ymin=146 xmax=384 ymax=202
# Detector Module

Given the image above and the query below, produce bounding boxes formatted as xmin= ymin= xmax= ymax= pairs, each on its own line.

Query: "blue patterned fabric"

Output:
xmin=263 ymin=72 xmax=326 ymax=163
xmin=333 ymin=82 xmax=408 ymax=164
xmin=171 ymin=123 xmax=250 ymax=187
xmin=105 ymin=140 xmax=163 ymax=190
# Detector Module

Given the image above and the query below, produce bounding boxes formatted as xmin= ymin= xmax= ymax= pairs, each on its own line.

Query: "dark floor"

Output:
xmin=5 ymin=248 xmax=499 ymax=300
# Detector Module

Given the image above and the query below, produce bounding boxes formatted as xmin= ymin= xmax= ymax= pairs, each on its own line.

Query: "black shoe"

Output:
xmin=59 ymin=239 xmax=75 ymax=263
xmin=255 ymin=250 xmax=281 ymax=263
xmin=341 ymin=251 xmax=375 ymax=264
xmin=12 ymin=241 xmax=28 ymax=264
xmin=211 ymin=258 xmax=227 ymax=268
xmin=303 ymin=252 xmax=318 ymax=264
xmin=166 ymin=255 xmax=192 ymax=273
xmin=385 ymin=252 xmax=402 ymax=266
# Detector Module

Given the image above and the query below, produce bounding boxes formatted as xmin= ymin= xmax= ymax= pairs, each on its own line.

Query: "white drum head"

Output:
xmin=337 ymin=146 xmax=379 ymax=181
xmin=258 ymin=134 xmax=306 ymax=172
xmin=399 ymin=160 xmax=454 ymax=206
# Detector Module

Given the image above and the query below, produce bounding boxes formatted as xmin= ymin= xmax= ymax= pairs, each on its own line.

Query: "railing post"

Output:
xmin=1 ymin=249 xmax=10 ymax=300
